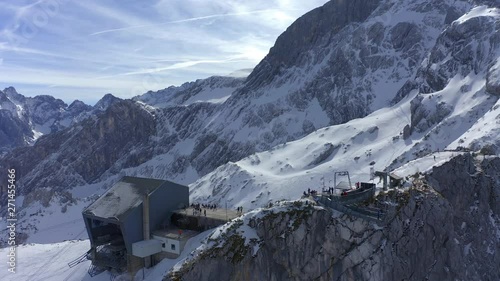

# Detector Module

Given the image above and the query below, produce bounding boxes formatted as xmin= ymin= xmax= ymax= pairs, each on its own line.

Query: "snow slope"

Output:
xmin=190 ymin=71 xmax=499 ymax=210
xmin=0 ymin=176 xmax=120 ymax=246
xmin=0 ymin=230 xmax=214 ymax=281
xmin=189 ymin=93 xmax=414 ymax=209
xmin=391 ymin=151 xmax=466 ymax=178
xmin=133 ymin=76 xmax=244 ymax=108
xmin=448 ymin=98 xmax=500 ymax=151
xmin=0 ymin=240 xmax=93 ymax=281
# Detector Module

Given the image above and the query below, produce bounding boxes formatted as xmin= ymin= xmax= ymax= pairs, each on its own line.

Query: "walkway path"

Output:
xmin=173 ymin=208 xmax=240 ymax=222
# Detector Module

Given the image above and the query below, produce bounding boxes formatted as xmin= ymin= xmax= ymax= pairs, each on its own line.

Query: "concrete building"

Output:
xmin=82 ymin=176 xmax=189 ymax=275
xmin=151 ymin=228 xmax=200 ymax=260
xmin=375 ymin=171 xmax=404 ymax=190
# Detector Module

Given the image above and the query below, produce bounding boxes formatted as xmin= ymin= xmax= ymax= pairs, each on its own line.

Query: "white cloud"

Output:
xmin=89 ymin=8 xmax=288 ymax=36
xmin=0 ymin=0 xmax=330 ymax=104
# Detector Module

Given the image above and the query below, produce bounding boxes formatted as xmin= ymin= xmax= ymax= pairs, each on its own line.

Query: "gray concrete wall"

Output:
xmin=127 ymin=253 xmax=144 ymax=276
xmin=121 ymin=182 xmax=189 ymax=253
xmin=196 ymin=216 xmax=229 ymax=231
xmin=82 ymin=215 xmax=95 ymax=246
xmin=122 ymin=205 xmax=143 ymax=253
xmin=149 ymin=182 xmax=189 ymax=230
xmin=172 ymin=213 xmax=230 ymax=231
xmin=154 ymin=251 xmax=179 ymax=261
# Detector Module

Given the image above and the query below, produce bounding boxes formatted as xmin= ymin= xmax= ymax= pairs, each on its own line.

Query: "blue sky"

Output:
xmin=0 ymin=0 xmax=328 ymax=104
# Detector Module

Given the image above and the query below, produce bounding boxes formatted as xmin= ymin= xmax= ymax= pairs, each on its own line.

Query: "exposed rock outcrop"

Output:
xmin=168 ymin=154 xmax=499 ymax=281
xmin=0 ymin=87 xmax=115 ymax=152
xmin=307 ymin=143 xmax=339 ymax=167
xmin=0 ymin=100 xmax=155 ymax=196
xmin=409 ymin=95 xmax=453 ymax=133
xmin=487 ymin=60 xmax=500 ymax=96
xmin=400 ymin=6 xmax=500 ymax=134
xmin=0 ymin=109 xmax=33 ymax=155
xmin=246 ymin=0 xmax=382 ymax=89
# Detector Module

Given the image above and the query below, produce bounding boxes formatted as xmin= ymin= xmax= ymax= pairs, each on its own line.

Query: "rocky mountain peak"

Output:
xmin=0 ymin=87 xmax=99 ymax=151
xmin=93 ymin=93 xmax=122 ymax=111
xmin=68 ymin=99 xmax=91 ymax=110
xmin=246 ymin=0 xmax=382 ymax=88
xmin=3 ymin=86 xmax=25 ymax=102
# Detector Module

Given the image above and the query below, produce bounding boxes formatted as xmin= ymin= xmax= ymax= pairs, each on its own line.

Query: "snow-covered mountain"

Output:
xmin=1 ymin=0 xmax=499 ymax=221
xmin=5 ymin=0 xmax=492 ymax=197
xmin=133 ymin=76 xmax=245 ymax=108
xmin=188 ymin=4 xmax=500 ymax=209
xmin=0 ymin=87 xmax=124 ymax=155
xmin=0 ymin=87 xmax=86 ymax=153
xmin=0 ymin=1 xmax=499 ymax=280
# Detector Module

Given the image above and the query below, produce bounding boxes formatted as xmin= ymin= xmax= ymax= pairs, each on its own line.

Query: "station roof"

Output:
xmin=83 ymin=176 xmax=174 ymax=221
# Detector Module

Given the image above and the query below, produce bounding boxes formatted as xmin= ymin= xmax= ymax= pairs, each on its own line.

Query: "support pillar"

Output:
xmin=143 ymin=195 xmax=151 ymax=268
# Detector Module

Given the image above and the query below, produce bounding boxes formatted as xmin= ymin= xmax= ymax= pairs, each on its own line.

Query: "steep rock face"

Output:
xmin=0 ymin=87 xmax=107 ymax=152
xmin=0 ymin=110 xmax=32 ymax=154
xmin=93 ymin=93 xmax=122 ymax=111
xmin=25 ymin=95 xmax=67 ymax=125
xmin=246 ymin=0 xmax=382 ymax=89
xmin=422 ymin=9 xmax=499 ymax=94
xmin=134 ymin=0 xmax=477 ymax=185
xmin=382 ymin=155 xmax=499 ymax=281
xmin=0 ymin=100 xmax=155 ymax=197
xmin=487 ymin=58 xmax=500 ymax=96
xmin=401 ymin=6 xmax=500 ymax=134
xmin=409 ymin=95 xmax=453 ymax=133
xmin=186 ymin=0 xmax=478 ymax=173
xmin=169 ymin=154 xmax=499 ymax=281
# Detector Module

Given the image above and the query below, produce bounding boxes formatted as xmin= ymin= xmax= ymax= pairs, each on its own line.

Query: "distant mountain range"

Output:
xmin=0 ymin=87 xmax=123 ymax=155
xmin=0 ymin=0 xmax=499 ymax=280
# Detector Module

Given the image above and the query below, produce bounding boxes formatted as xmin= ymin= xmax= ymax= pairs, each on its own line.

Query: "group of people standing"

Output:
xmin=322 ymin=187 xmax=335 ymax=194
xmin=190 ymin=203 xmax=218 ymax=216
xmin=303 ymin=188 xmax=318 ymax=197
xmin=190 ymin=203 xmax=246 ymax=216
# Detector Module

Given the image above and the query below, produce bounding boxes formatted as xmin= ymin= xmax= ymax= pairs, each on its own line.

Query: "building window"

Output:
xmin=171 ymin=244 xmax=176 ymax=251
xmin=162 ymin=243 xmax=165 ymax=248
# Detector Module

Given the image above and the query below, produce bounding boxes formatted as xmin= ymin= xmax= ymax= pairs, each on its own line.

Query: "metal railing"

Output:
xmin=315 ymin=190 xmax=385 ymax=223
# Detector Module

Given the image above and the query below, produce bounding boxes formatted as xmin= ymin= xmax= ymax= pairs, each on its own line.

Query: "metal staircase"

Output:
xmin=67 ymin=250 xmax=92 ymax=268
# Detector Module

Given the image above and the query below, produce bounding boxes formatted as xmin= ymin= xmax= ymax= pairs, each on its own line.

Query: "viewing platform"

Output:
xmin=310 ymin=183 xmax=386 ymax=223
xmin=171 ymin=207 xmax=241 ymax=231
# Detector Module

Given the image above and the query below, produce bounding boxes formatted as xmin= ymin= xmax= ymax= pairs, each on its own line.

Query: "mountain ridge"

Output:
xmin=0 ymin=87 xmax=126 ymax=154
xmin=0 ymin=0 xmax=498 ymax=252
